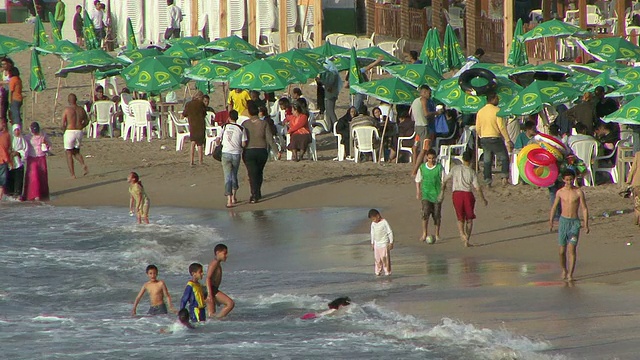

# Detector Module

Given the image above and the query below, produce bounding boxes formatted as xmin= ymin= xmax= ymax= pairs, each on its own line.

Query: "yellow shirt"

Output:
xmin=227 ymin=90 xmax=251 ymax=115
xmin=475 ymin=104 xmax=510 ymax=141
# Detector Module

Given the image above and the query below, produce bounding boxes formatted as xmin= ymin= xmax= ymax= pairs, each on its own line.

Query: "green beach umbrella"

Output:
xmin=520 ymin=19 xmax=586 ymax=41
xmin=126 ymin=17 xmax=137 ymax=51
xmin=602 ymin=97 xmax=640 ymax=125
xmin=269 ymin=49 xmax=324 ymax=79
xmin=36 ymin=40 xmax=82 ymax=59
xmin=33 ymin=15 xmax=48 ymax=48
xmin=434 ymin=77 xmax=522 ymax=113
xmin=613 ymin=66 xmax=640 ymax=82
xmin=208 ymin=49 xmax=257 ymax=68
xmin=604 ymin=79 xmax=640 ymax=98
xmin=578 ymin=37 xmax=640 ymax=62
xmin=442 ymin=24 xmax=466 ymax=71
xmin=510 ymin=62 xmax=570 ymax=76
xmin=228 ymin=59 xmax=307 ymax=91
xmin=29 ymin=49 xmax=46 ymax=92
xmin=419 ymin=29 xmax=444 ymax=75
xmin=122 ymin=56 xmax=190 ymax=93
xmin=570 ymin=69 xmax=625 ymax=92
xmin=0 ymin=35 xmax=30 ymax=56
xmin=497 ymin=80 xmax=581 ymax=117
xmin=383 ymin=63 xmax=443 ymax=88
xmin=507 ymin=18 xmax=529 ymax=67
xmin=351 ymin=77 xmax=419 ymax=105
xmin=184 ymin=61 xmax=234 ymax=82
xmin=566 ymin=71 xmax=594 ymax=89
xmin=165 ymin=43 xmax=205 ymax=60
xmin=348 ymin=47 xmax=364 ymax=94
xmin=200 ymin=35 xmax=265 ymax=56
xmin=83 ymin=10 xmax=100 ymax=50
xmin=340 ymin=46 xmax=402 ymax=66
xmin=48 ymin=12 xmax=62 ymax=41
xmin=55 ymin=49 xmax=122 ymax=77
xmin=118 ymin=48 xmax=163 ymax=63
xmin=470 ymin=63 xmax=514 ymax=78
xmin=168 ymin=36 xmax=207 ymax=47
xmin=95 ymin=67 xmax=124 ymax=80
xmin=310 ymin=42 xmax=349 ymax=58
xmin=570 ymin=61 xmax=627 ymax=76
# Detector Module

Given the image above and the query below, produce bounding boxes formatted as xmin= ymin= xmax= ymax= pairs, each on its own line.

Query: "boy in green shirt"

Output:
xmin=414 ymin=147 xmax=444 ymax=243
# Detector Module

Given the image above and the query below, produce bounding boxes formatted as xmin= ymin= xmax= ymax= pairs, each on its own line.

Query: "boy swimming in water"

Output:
xmin=206 ymin=243 xmax=235 ymax=318
xmin=301 ymin=297 xmax=351 ymax=320
xmin=132 ymin=265 xmax=176 ymax=316
xmin=159 ymin=309 xmax=196 ymax=333
xmin=181 ymin=263 xmax=207 ymax=322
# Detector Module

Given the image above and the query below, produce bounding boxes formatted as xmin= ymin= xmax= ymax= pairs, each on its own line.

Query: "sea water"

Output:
xmin=0 ymin=205 xmax=566 ymax=360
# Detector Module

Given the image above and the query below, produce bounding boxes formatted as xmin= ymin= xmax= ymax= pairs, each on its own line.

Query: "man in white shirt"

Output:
xmin=165 ymin=0 xmax=183 ymax=40
xmin=90 ymin=1 xmax=104 ymax=45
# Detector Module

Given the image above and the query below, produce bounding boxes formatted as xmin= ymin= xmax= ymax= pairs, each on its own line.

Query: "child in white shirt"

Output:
xmin=369 ymin=208 xmax=394 ymax=276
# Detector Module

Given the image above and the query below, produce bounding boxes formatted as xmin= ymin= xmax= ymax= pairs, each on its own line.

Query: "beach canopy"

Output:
xmin=569 ymin=61 xmax=628 ymax=76
xmin=0 ymin=35 xmax=30 ymax=56
xmin=497 ymin=80 xmax=581 ymax=117
xmin=55 ymin=49 xmax=123 ymax=77
xmin=30 ymin=49 xmax=46 ymax=92
xmin=118 ymin=48 xmax=163 ymax=63
xmin=36 ymin=40 xmax=82 ymax=59
xmin=48 ymin=12 xmax=62 ymax=41
xmin=165 ymin=43 xmax=205 ymax=60
xmin=578 ymin=37 xmax=640 ymax=62
xmin=348 ymin=47 xmax=364 ymax=94
xmin=510 ymin=62 xmax=570 ymax=76
xmin=383 ymin=63 xmax=442 ymax=88
xmin=200 ymin=35 xmax=265 ymax=56
xmin=569 ymin=69 xmax=626 ymax=92
xmin=350 ymin=77 xmax=419 ymax=105
xmin=603 ymin=96 xmax=640 ymax=125
xmin=227 ymin=59 xmax=307 ymax=91
xmin=208 ymin=50 xmax=258 ymax=68
xmin=520 ymin=19 xmax=586 ymax=41
xmin=269 ymin=49 xmax=324 ymax=79
xmin=434 ymin=77 xmax=522 ymax=113
xmin=33 ymin=15 xmax=48 ymax=48
xmin=612 ymin=66 xmax=640 ymax=82
xmin=302 ymin=43 xmax=350 ymax=71
xmin=507 ymin=18 xmax=529 ymax=67
xmin=443 ymin=24 xmax=466 ymax=71
xmin=121 ymin=56 xmax=189 ymax=93
xmin=184 ymin=61 xmax=234 ymax=83
xmin=167 ymin=36 xmax=207 ymax=47
xmin=604 ymin=79 xmax=640 ymax=98
xmin=82 ymin=10 xmax=100 ymax=50
xmin=126 ymin=17 xmax=137 ymax=51
xmin=309 ymin=42 xmax=349 ymax=58
xmin=419 ymin=28 xmax=446 ymax=75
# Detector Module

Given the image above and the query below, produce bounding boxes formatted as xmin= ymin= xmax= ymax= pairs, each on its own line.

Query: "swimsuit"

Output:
xmin=147 ymin=303 xmax=168 ymax=315
xmin=180 ymin=280 xmax=207 ymax=322
xmin=558 ymin=216 xmax=581 ymax=246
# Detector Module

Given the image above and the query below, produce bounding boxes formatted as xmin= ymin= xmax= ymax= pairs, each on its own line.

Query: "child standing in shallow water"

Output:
xmin=128 ymin=172 xmax=149 ymax=224
xmin=369 ymin=209 xmax=393 ymax=276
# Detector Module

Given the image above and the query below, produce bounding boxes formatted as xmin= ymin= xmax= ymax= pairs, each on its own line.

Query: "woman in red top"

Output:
xmin=286 ymin=103 xmax=312 ymax=162
xmin=8 ymin=67 xmax=22 ymax=126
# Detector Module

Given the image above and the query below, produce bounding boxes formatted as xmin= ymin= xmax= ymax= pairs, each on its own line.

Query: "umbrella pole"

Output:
xmin=475 ymin=130 xmax=479 ymax=173
xmin=31 ymin=91 xmax=35 ymax=119
xmin=52 ymin=76 xmax=62 ymax=123
xmin=378 ymin=116 xmax=389 ymax=163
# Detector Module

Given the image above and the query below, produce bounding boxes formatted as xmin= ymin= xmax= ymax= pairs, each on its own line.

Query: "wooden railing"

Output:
xmin=476 ymin=17 xmax=504 ymax=54
xmin=408 ymin=8 xmax=428 ymax=41
xmin=374 ymin=4 xmax=401 ymax=38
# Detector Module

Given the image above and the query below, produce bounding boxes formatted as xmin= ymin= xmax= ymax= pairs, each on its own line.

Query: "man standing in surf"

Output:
xmin=205 ymin=244 xmax=235 ymax=318
xmin=61 ymin=93 xmax=89 ymax=179
xmin=550 ymin=170 xmax=589 ymax=282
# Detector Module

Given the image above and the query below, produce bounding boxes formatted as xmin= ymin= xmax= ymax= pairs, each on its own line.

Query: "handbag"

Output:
xmin=212 ymin=144 xmax=223 ymax=161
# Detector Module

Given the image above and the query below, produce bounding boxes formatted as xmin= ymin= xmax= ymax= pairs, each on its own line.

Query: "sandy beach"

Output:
xmin=4 ymin=22 xmax=640 ymax=358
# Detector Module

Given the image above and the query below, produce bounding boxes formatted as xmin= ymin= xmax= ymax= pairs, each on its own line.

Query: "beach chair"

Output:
xmin=89 ymin=100 xmax=116 ymax=138
xmin=286 ymin=122 xmax=317 ymax=161
xmin=593 ymin=140 xmax=622 ymax=184
xmin=326 ymin=33 xmax=344 ymax=45
xmin=352 ymin=126 xmax=379 ymax=163
xmin=228 ymin=0 xmax=246 ymax=38
xmin=258 ymin=0 xmax=277 ymax=45
xmin=570 ymin=139 xmax=598 ymax=186
xmin=435 ymin=122 xmax=458 ymax=150
xmin=333 ymin=122 xmax=345 ymax=161
xmin=337 ymin=35 xmax=357 ymax=49
xmin=205 ymin=124 xmax=223 ymax=155
xmin=354 ymin=37 xmax=373 ymax=50
xmin=170 ymin=111 xmax=190 ymax=151
xmin=129 ymin=100 xmax=154 ymax=142
xmin=396 ymin=131 xmax=415 ymax=163
xmin=287 ymin=32 xmax=303 ymax=50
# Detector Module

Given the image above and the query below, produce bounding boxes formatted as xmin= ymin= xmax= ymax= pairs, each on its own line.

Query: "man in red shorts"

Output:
xmin=442 ymin=150 xmax=488 ymax=247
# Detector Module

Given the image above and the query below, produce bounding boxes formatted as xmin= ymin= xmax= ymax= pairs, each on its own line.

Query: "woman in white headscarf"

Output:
xmin=8 ymin=124 xmax=27 ymax=198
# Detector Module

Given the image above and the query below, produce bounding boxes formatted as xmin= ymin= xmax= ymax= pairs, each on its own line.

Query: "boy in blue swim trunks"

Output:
xmin=550 ymin=170 xmax=589 ymax=282
xmin=181 ymin=263 xmax=207 ymax=322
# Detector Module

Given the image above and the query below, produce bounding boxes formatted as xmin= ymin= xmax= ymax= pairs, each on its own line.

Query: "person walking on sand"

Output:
xmin=550 ymin=170 xmax=589 ymax=282
xmin=128 ymin=172 xmax=150 ymax=224
xmin=442 ymin=151 xmax=488 ymax=247
xmin=165 ymin=0 xmax=183 ymax=40
xmin=414 ymin=147 xmax=445 ymax=243
xmin=54 ymin=0 xmax=66 ymax=30
xmin=72 ymin=5 xmax=84 ymax=46
xmin=0 ymin=118 xmax=13 ymax=201
xmin=205 ymin=244 xmax=235 ymax=318
xmin=476 ymin=92 xmax=513 ymax=186
xmin=219 ymin=110 xmax=247 ymax=208
xmin=62 ymin=93 xmax=89 ymax=179
xmin=182 ymin=90 xmax=207 ymax=165
xmin=369 ymin=209 xmax=393 ymax=276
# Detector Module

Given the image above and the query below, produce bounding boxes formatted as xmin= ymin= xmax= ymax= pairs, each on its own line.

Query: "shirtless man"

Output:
xmin=205 ymin=243 xmax=235 ymax=318
xmin=132 ymin=264 xmax=176 ymax=316
xmin=550 ymin=171 xmax=589 ymax=282
xmin=61 ymin=93 xmax=89 ymax=179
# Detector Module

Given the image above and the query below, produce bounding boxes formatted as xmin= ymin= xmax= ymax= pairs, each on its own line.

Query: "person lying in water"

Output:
xmin=160 ymin=309 xmax=195 ymax=333
xmin=300 ymin=297 xmax=351 ymax=320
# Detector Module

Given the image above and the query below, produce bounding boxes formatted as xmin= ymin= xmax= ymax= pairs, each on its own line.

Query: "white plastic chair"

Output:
xmin=129 ymin=100 xmax=153 ymax=142
xmin=352 ymin=126 xmax=379 ymax=163
xmin=170 ymin=111 xmax=190 ymax=151
xmin=287 ymin=32 xmax=303 ymax=50
xmin=396 ymin=131 xmax=415 ymax=163
xmin=267 ymin=31 xmax=281 ymax=54
xmin=205 ymin=124 xmax=223 ymax=155
xmin=337 ymin=35 xmax=357 ymax=49
xmin=206 ymin=111 xmax=216 ymax=126
xmin=510 ymin=151 xmax=520 ymax=185
xmin=326 ymin=33 xmax=344 ymax=45
xmin=333 ymin=122 xmax=345 ymax=161
xmin=394 ymin=38 xmax=407 ymax=58
xmin=286 ymin=123 xmax=317 ymax=161
xmin=444 ymin=9 xmax=464 ymax=32
xmin=434 ymin=123 xmax=458 ymax=150
xmin=593 ymin=140 xmax=622 ymax=184
xmin=354 ymin=37 xmax=373 ymax=50
xmin=258 ymin=0 xmax=277 ymax=45
xmin=378 ymin=41 xmax=396 ymax=56
xmin=121 ymin=96 xmax=135 ymax=141
xmin=90 ymin=100 xmax=116 ymax=138
xmin=570 ymin=139 xmax=598 ymax=186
